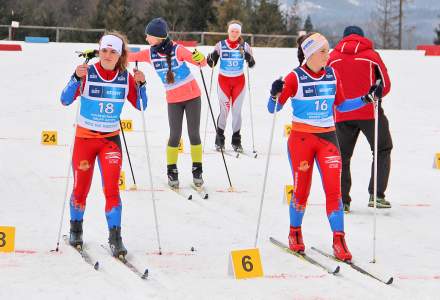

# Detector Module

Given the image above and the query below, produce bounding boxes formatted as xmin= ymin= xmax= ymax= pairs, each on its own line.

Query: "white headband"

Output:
xmin=301 ymin=33 xmax=328 ymax=61
xmin=228 ymin=23 xmax=242 ymax=33
xmin=99 ymin=35 xmax=123 ymax=55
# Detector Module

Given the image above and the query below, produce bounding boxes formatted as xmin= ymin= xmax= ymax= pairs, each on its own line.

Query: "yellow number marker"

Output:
xmin=119 ymin=171 xmax=126 ymax=191
xmin=228 ymin=248 xmax=263 ymax=279
xmin=120 ymin=119 xmax=133 ymax=132
xmin=284 ymin=124 xmax=292 ymax=137
xmin=41 ymin=131 xmax=58 ymax=145
xmin=0 ymin=226 xmax=15 ymax=253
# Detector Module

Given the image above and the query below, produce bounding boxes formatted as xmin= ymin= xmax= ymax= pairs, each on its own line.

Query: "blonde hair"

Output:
xmin=227 ymin=20 xmax=244 ymax=54
xmin=100 ymin=31 xmax=129 ymax=71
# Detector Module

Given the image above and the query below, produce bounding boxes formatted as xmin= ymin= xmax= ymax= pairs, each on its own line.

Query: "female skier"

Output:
xmin=129 ymin=17 xmax=206 ymax=188
xmin=60 ymin=32 xmax=148 ymax=257
xmin=206 ymin=20 xmax=255 ymax=152
xmin=268 ymin=32 xmax=377 ymax=261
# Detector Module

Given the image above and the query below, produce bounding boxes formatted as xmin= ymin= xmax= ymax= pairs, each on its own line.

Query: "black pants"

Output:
xmin=336 ymin=108 xmax=393 ymax=203
xmin=167 ymin=97 xmax=201 ymax=147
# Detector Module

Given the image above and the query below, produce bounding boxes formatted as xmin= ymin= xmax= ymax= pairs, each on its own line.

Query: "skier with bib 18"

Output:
xmin=60 ymin=32 xmax=148 ymax=257
xmin=206 ymin=20 xmax=255 ymax=152
xmin=268 ymin=32 xmax=379 ymax=261
xmin=129 ymin=18 xmax=206 ymax=189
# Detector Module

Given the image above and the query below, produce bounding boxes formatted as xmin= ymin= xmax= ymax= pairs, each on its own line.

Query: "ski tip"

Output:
xmin=386 ymin=277 xmax=394 ymax=285
xmin=141 ymin=269 xmax=149 ymax=279
xmin=188 ymin=194 xmax=193 ymax=200
xmin=203 ymin=194 xmax=209 ymax=199
xmin=94 ymin=261 xmax=99 ymax=270
xmin=333 ymin=265 xmax=341 ymax=274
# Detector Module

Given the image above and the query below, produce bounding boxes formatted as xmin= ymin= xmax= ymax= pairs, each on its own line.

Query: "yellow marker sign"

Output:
xmin=284 ymin=124 xmax=292 ymax=137
xmin=41 ymin=131 xmax=58 ymax=145
xmin=119 ymin=171 xmax=126 ymax=191
xmin=228 ymin=248 xmax=263 ymax=279
xmin=178 ymin=138 xmax=184 ymax=153
xmin=120 ymin=119 xmax=133 ymax=132
xmin=284 ymin=185 xmax=294 ymax=205
xmin=0 ymin=226 xmax=16 ymax=253
xmin=434 ymin=153 xmax=440 ymax=169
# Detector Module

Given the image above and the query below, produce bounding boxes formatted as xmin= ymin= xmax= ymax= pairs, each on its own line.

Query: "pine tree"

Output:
xmin=210 ymin=0 xmax=249 ymax=31
xmin=304 ymin=15 xmax=313 ymax=33
xmin=251 ymin=0 xmax=285 ymax=34
xmin=92 ymin=0 xmax=111 ymax=28
xmin=373 ymin=0 xmax=400 ymax=49
xmin=104 ymin=0 xmax=133 ymax=32
xmin=285 ymin=0 xmax=301 ymax=36
xmin=185 ymin=0 xmax=216 ymax=31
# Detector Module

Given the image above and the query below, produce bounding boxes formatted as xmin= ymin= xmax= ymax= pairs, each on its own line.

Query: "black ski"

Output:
xmin=311 ymin=246 xmax=393 ymax=285
xmin=169 ymin=186 xmax=193 ymax=200
xmin=63 ymin=235 xmax=99 ymax=270
xmin=236 ymin=150 xmax=258 ymax=159
xmin=191 ymin=184 xmax=209 ymax=199
xmin=270 ymin=237 xmax=340 ymax=275
xmin=101 ymin=244 xmax=148 ymax=280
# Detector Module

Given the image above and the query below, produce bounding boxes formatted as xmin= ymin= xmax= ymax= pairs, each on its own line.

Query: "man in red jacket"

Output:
xmin=328 ymin=26 xmax=393 ymax=212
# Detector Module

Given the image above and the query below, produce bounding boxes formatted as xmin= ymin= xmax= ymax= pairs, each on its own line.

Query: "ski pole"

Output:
xmin=119 ymin=119 xmax=137 ymax=190
xmin=199 ymin=65 xmax=234 ymax=190
xmin=246 ymin=65 xmax=257 ymax=158
xmin=254 ymin=93 xmax=280 ymax=247
xmin=54 ymin=57 xmax=90 ymax=252
xmin=371 ymin=78 xmax=382 ymax=264
xmin=202 ymin=66 xmax=215 ymax=153
xmin=136 ymin=60 xmax=162 ymax=254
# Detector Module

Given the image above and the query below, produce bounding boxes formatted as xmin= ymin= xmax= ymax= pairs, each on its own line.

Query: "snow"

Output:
xmin=0 ymin=41 xmax=439 ymax=299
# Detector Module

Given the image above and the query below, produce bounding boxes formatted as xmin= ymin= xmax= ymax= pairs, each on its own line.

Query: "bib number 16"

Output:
xmin=315 ymin=99 xmax=328 ymax=111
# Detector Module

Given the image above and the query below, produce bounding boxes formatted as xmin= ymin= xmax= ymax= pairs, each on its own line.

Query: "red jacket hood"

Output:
xmin=334 ymin=34 xmax=374 ymax=55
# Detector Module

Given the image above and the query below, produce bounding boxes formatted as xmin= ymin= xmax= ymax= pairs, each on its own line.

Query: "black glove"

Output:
xmin=270 ymin=78 xmax=284 ymax=97
xmin=361 ymin=84 xmax=383 ymax=103
xmin=207 ymin=51 xmax=220 ymax=68
xmin=244 ymin=52 xmax=255 ymax=68
xmin=78 ymin=49 xmax=98 ymax=60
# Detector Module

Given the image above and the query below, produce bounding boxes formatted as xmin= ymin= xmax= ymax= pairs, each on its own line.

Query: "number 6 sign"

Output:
xmin=228 ymin=248 xmax=263 ymax=279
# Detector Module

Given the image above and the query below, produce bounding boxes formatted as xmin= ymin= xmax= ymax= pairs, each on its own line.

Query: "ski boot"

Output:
xmin=109 ymin=226 xmax=127 ymax=258
xmin=167 ymin=164 xmax=179 ymax=188
xmin=69 ymin=220 xmax=83 ymax=249
xmin=288 ymin=226 xmax=305 ymax=253
xmin=231 ymin=130 xmax=243 ymax=153
xmin=215 ymin=128 xmax=225 ymax=151
xmin=368 ymin=195 xmax=391 ymax=208
xmin=192 ymin=162 xmax=204 ymax=187
xmin=333 ymin=231 xmax=352 ymax=261
xmin=343 ymin=202 xmax=350 ymax=213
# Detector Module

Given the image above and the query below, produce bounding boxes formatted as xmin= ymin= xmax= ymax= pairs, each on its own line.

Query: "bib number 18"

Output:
xmin=99 ymin=102 xmax=114 ymax=114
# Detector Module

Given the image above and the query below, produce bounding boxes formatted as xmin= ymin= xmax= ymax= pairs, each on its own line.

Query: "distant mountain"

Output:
xmin=282 ymin=0 xmax=440 ymax=48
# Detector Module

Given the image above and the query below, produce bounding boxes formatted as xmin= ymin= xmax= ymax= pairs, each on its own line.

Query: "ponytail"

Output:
xmin=165 ymin=53 xmax=175 ymax=84
xmin=238 ymin=36 xmax=245 ymax=55
xmin=296 ymin=32 xmax=316 ymax=66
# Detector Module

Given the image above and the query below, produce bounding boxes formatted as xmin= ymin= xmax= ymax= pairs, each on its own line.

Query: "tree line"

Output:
xmin=0 ymin=0 xmax=310 ymax=47
xmin=1 ymin=0 xmax=439 ymax=48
